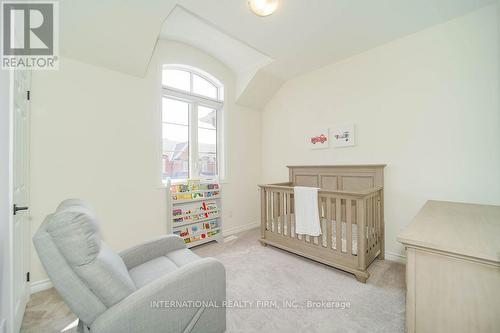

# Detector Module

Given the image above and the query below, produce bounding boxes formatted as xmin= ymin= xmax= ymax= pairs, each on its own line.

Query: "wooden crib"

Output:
xmin=259 ymin=165 xmax=385 ymax=282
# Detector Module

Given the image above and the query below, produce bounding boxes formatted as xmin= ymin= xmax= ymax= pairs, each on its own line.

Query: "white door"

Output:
xmin=12 ymin=69 xmax=31 ymax=333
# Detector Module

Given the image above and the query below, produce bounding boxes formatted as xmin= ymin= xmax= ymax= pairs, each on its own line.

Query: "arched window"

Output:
xmin=161 ymin=65 xmax=224 ymax=182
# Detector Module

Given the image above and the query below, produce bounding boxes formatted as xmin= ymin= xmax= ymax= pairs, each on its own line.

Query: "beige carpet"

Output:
xmin=22 ymin=228 xmax=405 ymax=333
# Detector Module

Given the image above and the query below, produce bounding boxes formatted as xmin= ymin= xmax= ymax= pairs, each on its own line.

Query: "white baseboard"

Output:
xmin=30 ymin=279 xmax=53 ymax=294
xmin=385 ymin=251 xmax=406 ymax=264
xmin=0 ymin=319 xmax=6 ymax=333
xmin=223 ymin=220 xmax=259 ymax=237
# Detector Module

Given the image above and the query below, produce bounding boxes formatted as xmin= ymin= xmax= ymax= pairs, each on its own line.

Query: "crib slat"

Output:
xmin=375 ymin=196 xmax=378 ymax=244
xmin=292 ymin=193 xmax=297 ymax=238
xmin=321 ymin=216 xmax=326 ymax=247
xmin=266 ymin=191 xmax=273 ymax=231
xmin=274 ymin=191 xmax=279 ymax=233
xmin=376 ymin=196 xmax=380 ymax=244
xmin=370 ymin=197 xmax=374 ymax=249
xmin=326 ymin=197 xmax=332 ymax=249
xmin=271 ymin=191 xmax=275 ymax=232
xmin=373 ymin=196 xmax=376 ymax=248
xmin=371 ymin=196 xmax=375 ymax=250
xmin=357 ymin=199 xmax=367 ymax=269
xmin=346 ymin=199 xmax=352 ymax=255
xmin=369 ymin=196 xmax=373 ymax=248
xmin=264 ymin=191 xmax=268 ymax=230
xmin=280 ymin=191 xmax=285 ymax=235
xmin=269 ymin=191 xmax=274 ymax=232
xmin=320 ymin=197 xmax=326 ymax=247
xmin=372 ymin=197 xmax=376 ymax=249
xmin=367 ymin=196 xmax=372 ymax=251
xmin=276 ymin=191 xmax=280 ymax=234
xmin=285 ymin=193 xmax=292 ymax=237
xmin=371 ymin=196 xmax=376 ymax=249
xmin=373 ymin=197 xmax=376 ymax=246
xmin=336 ymin=198 xmax=342 ymax=254
xmin=261 ymin=189 xmax=266 ymax=238
xmin=281 ymin=192 xmax=285 ymax=235
xmin=376 ymin=194 xmax=380 ymax=245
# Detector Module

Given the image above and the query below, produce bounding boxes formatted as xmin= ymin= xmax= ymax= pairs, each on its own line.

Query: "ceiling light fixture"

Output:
xmin=248 ymin=0 xmax=279 ymax=17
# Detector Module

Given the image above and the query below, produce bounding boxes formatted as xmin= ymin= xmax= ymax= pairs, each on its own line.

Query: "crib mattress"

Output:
xmin=332 ymin=222 xmax=358 ymax=255
xmin=270 ymin=216 xmax=359 ymax=255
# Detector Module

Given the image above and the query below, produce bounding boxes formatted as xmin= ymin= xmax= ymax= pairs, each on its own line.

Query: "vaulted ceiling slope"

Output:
xmin=60 ymin=0 xmax=496 ymax=109
xmin=159 ymin=6 xmax=275 ymax=109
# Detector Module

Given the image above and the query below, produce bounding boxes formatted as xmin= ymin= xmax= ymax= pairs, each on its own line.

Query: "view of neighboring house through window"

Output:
xmin=161 ymin=65 xmax=224 ymax=183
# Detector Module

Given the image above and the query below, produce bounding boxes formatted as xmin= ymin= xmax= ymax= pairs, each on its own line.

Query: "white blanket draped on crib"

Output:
xmin=294 ymin=186 xmax=322 ymax=236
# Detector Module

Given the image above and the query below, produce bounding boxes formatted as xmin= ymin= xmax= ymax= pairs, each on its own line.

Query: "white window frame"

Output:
xmin=161 ymin=65 xmax=225 ymax=183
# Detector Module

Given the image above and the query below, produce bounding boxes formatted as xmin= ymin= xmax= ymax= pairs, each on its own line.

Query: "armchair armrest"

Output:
xmin=120 ymin=235 xmax=186 ymax=270
xmin=90 ymin=257 xmax=226 ymax=333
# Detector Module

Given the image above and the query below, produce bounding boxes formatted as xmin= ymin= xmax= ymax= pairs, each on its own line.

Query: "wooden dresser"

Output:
xmin=398 ymin=201 xmax=500 ymax=333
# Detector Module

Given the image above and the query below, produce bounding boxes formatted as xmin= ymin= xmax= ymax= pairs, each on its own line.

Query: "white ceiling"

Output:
xmin=59 ymin=0 xmax=496 ymax=108
xmin=174 ymin=0 xmax=495 ymax=80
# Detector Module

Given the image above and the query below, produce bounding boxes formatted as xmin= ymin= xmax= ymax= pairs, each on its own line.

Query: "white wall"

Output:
xmin=261 ymin=6 xmax=500 ymax=259
xmin=29 ymin=40 xmax=262 ymax=284
xmin=498 ymin=0 xmax=500 ymax=115
xmin=0 ymin=70 xmax=12 ymax=332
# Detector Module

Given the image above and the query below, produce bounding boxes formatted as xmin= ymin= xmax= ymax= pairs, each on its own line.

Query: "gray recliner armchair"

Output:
xmin=33 ymin=199 xmax=226 ymax=333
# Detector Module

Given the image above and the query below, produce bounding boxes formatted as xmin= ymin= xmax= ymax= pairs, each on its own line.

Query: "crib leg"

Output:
xmin=378 ymin=232 xmax=385 ymax=260
xmin=355 ymin=272 xmax=369 ymax=283
xmin=259 ymin=239 xmax=268 ymax=247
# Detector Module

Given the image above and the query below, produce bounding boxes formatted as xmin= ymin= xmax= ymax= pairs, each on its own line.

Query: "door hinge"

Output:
xmin=27 ymin=90 xmax=30 ymax=101
xmin=26 ymin=272 xmax=30 ymax=282
xmin=13 ymin=204 xmax=29 ymax=215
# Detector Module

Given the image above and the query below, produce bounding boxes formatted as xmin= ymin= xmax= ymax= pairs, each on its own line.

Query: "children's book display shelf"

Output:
xmin=167 ymin=179 xmax=223 ymax=248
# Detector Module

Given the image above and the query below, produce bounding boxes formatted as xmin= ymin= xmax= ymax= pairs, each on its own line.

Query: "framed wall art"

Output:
xmin=332 ymin=123 xmax=355 ymax=147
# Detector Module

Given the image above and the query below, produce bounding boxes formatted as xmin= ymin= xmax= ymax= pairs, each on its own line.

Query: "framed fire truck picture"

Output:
xmin=309 ymin=128 xmax=330 ymax=149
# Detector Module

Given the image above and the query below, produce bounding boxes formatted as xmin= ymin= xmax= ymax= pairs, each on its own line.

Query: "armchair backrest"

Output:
xmin=33 ymin=199 xmax=137 ymax=324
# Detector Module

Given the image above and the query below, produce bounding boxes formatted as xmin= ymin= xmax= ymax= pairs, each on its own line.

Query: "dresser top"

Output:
xmin=398 ymin=200 xmax=500 ymax=263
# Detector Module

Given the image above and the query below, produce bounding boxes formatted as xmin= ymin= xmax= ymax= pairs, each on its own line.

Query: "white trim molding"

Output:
xmin=223 ymin=220 xmax=259 ymax=237
xmin=30 ymin=279 xmax=53 ymax=294
xmin=385 ymin=251 xmax=407 ymax=264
